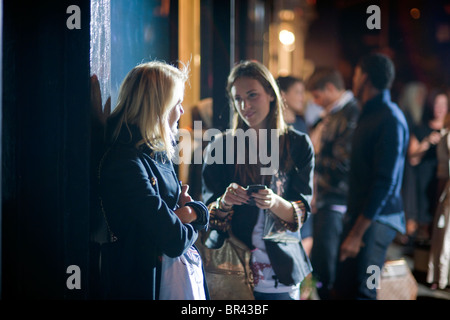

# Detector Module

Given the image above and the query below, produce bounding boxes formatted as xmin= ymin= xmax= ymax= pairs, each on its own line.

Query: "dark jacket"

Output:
xmin=99 ymin=125 xmax=209 ymax=299
xmin=315 ymin=97 xmax=360 ymax=208
xmin=347 ymin=90 xmax=409 ymax=233
xmin=202 ymin=128 xmax=314 ymax=285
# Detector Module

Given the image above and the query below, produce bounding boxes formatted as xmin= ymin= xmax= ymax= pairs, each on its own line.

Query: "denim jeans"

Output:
xmin=301 ymin=212 xmax=314 ymax=239
xmin=333 ymin=220 xmax=397 ymax=300
xmin=310 ymin=208 xmax=345 ymax=300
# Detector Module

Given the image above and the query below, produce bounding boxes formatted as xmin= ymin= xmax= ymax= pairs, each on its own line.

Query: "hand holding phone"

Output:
xmin=245 ymin=184 xmax=266 ymax=205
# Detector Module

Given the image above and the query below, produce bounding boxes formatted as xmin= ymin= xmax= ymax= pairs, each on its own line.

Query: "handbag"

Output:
xmin=196 ymin=229 xmax=255 ymax=300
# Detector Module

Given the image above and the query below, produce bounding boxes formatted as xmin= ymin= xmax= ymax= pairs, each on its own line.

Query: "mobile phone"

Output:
xmin=246 ymin=184 xmax=266 ymax=206
xmin=246 ymin=184 xmax=266 ymax=194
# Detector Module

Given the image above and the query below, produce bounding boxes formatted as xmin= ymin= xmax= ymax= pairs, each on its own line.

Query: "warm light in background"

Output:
xmin=410 ymin=8 xmax=421 ymax=19
xmin=279 ymin=29 xmax=295 ymax=46
xmin=178 ymin=0 xmax=200 ymax=183
xmin=194 ymin=53 xmax=201 ymax=67
xmin=279 ymin=10 xmax=295 ymax=21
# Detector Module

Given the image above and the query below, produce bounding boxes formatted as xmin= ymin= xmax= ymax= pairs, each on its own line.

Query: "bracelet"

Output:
xmin=291 ymin=200 xmax=307 ymax=224
xmin=210 ymin=211 xmax=234 ymax=232
xmin=217 ymin=195 xmax=233 ymax=212
xmin=208 ymin=201 xmax=234 ymax=232
xmin=275 ymin=200 xmax=306 ymax=232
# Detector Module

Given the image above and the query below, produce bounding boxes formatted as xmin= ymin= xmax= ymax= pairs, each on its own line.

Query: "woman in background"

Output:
xmin=408 ymin=89 xmax=449 ymax=242
xmin=277 ymin=75 xmax=314 ymax=258
xmin=397 ymin=82 xmax=427 ymax=241
xmin=277 ymin=76 xmax=308 ymax=134
xmin=427 ymin=91 xmax=450 ymax=290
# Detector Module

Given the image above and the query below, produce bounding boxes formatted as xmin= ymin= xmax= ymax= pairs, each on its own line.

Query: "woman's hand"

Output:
xmin=91 ymin=74 xmax=111 ymax=126
xmin=250 ymin=187 xmax=278 ymax=210
xmin=178 ymin=184 xmax=193 ymax=207
xmin=408 ymin=132 xmax=442 ymax=166
xmin=174 ymin=184 xmax=197 ymax=224
xmin=251 ymin=187 xmax=296 ymax=223
xmin=174 ymin=206 xmax=197 ymax=224
xmin=426 ymin=131 xmax=442 ymax=146
xmin=220 ymin=183 xmax=250 ymax=208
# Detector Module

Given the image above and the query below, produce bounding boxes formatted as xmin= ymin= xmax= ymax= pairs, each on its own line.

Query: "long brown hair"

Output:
xmin=422 ymin=88 xmax=449 ymax=124
xmin=226 ymin=60 xmax=291 ymax=185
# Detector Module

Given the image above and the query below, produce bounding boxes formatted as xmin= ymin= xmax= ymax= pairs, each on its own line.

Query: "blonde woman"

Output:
xmin=202 ymin=60 xmax=314 ymax=300
xmin=98 ymin=61 xmax=209 ymax=300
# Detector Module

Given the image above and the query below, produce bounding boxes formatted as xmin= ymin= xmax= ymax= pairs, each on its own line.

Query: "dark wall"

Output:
xmin=2 ymin=0 xmax=91 ymax=299
xmin=201 ymin=0 xmax=232 ymax=131
xmin=0 ymin=0 xmax=3 ymax=299
xmin=1 ymin=0 xmax=179 ymax=299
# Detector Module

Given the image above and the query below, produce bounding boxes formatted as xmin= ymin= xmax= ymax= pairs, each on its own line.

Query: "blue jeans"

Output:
xmin=301 ymin=212 xmax=314 ymax=239
xmin=310 ymin=208 xmax=344 ymax=300
xmin=333 ymin=220 xmax=397 ymax=300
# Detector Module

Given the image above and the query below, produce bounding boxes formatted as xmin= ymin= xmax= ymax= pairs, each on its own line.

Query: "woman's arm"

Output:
xmin=253 ymin=131 xmax=314 ymax=229
xmin=101 ymin=150 xmax=198 ymax=258
xmin=201 ymin=134 xmax=248 ymax=231
xmin=251 ymin=189 xmax=297 ymax=223
xmin=408 ymin=131 xmax=442 ymax=166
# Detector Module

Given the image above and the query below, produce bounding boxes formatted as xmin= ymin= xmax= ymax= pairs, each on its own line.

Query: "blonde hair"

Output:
xmin=109 ymin=61 xmax=189 ymax=159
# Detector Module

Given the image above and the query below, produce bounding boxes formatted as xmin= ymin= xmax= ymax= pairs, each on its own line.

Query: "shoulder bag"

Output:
xmin=196 ymin=228 xmax=254 ymax=300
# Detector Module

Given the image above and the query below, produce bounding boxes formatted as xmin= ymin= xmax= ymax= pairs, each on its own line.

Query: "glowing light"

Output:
xmin=194 ymin=54 xmax=201 ymax=67
xmin=279 ymin=10 xmax=295 ymax=21
xmin=279 ymin=30 xmax=295 ymax=46
xmin=410 ymin=8 xmax=420 ymax=19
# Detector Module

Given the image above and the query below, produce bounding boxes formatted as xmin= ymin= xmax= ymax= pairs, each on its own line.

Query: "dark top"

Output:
xmin=412 ymin=123 xmax=438 ymax=164
xmin=289 ymin=115 xmax=308 ymax=134
xmin=202 ymin=128 xmax=314 ymax=285
xmin=99 ymin=125 xmax=209 ymax=299
xmin=411 ymin=122 xmax=439 ymax=219
xmin=347 ymin=90 xmax=409 ymax=233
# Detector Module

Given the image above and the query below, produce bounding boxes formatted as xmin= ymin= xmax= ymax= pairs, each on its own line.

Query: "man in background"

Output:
xmin=333 ymin=53 xmax=408 ymax=300
xmin=307 ymin=67 xmax=360 ymax=300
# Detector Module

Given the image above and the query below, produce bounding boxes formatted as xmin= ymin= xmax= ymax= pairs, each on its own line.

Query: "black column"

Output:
xmin=2 ymin=0 xmax=91 ymax=299
xmin=0 ymin=0 xmax=3 ymax=300
xmin=201 ymin=0 xmax=233 ymax=131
